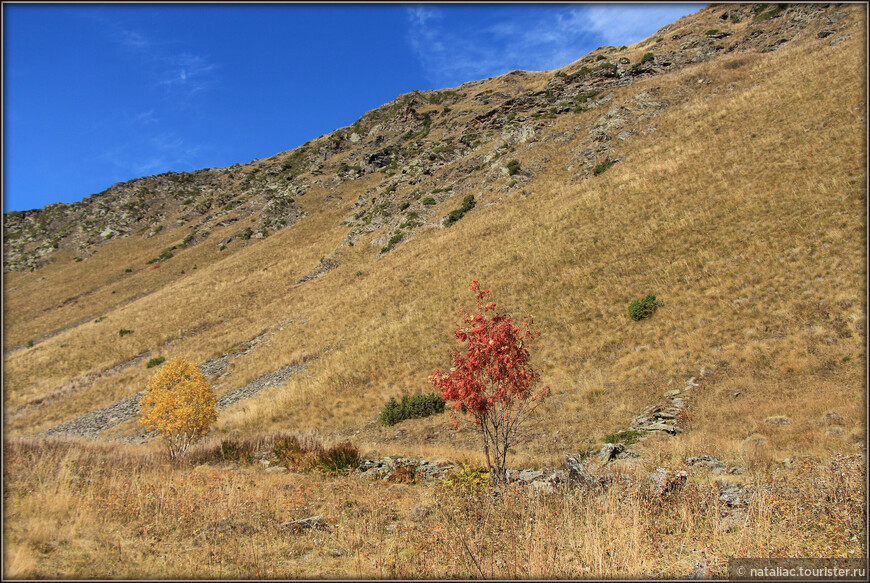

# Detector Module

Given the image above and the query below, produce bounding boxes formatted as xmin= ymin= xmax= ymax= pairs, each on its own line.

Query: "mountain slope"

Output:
xmin=3 ymin=3 xmax=865 ymax=467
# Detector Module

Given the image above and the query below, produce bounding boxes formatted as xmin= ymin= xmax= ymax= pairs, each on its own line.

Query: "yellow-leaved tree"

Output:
xmin=139 ymin=357 xmax=217 ymax=459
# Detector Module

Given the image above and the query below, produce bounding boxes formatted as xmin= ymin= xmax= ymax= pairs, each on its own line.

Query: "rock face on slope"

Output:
xmin=3 ymin=3 xmax=856 ymax=272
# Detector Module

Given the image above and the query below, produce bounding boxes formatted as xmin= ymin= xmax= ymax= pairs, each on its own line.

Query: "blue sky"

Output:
xmin=3 ymin=3 xmax=703 ymax=213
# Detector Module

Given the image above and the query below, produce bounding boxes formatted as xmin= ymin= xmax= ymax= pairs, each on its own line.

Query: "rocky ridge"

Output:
xmin=4 ymin=3 xmax=852 ymax=272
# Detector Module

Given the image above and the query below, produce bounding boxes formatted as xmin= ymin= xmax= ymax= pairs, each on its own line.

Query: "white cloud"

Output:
xmin=405 ymin=4 xmax=703 ymax=88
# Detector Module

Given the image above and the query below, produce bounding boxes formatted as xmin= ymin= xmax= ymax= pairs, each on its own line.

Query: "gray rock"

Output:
xmin=599 ymin=443 xmax=625 ymax=463
xmin=764 ymin=415 xmax=791 ymax=426
xmin=717 ymin=481 xmax=751 ymax=507
xmin=411 ymin=504 xmax=433 ymax=521
xmin=647 ymin=468 xmax=687 ymax=497
xmin=281 ymin=515 xmax=325 ymax=532
xmin=518 ymin=469 xmax=544 ymax=483
xmin=822 ymin=411 xmax=846 ymax=425
xmin=686 ymin=455 xmax=726 ymax=473
xmin=565 ymin=454 xmax=596 ymax=486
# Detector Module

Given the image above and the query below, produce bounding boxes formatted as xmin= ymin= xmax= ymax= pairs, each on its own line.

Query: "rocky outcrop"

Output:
xmin=6 ymin=3 xmax=850 ymax=272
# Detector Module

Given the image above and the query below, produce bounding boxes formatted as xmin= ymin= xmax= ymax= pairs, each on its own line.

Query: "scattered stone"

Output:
xmin=826 ymin=427 xmax=844 ymax=438
xmin=599 ymin=443 xmax=625 ymax=463
xmin=518 ymin=469 xmax=544 ymax=483
xmin=647 ymin=468 xmax=687 ymax=497
xmin=565 ymin=454 xmax=599 ymax=487
xmin=742 ymin=434 xmax=767 ymax=449
xmin=281 ymin=515 xmax=326 ymax=532
xmin=265 ymin=465 xmax=286 ymax=473
xmin=764 ymin=415 xmax=792 ymax=426
xmin=411 ymin=504 xmax=433 ymax=521
xmin=663 ymin=388 xmax=681 ymax=398
xmin=327 ymin=547 xmax=350 ymax=557
xmin=686 ymin=455 xmax=727 ymax=474
xmin=821 ymin=411 xmax=846 ymax=425
xmin=716 ymin=481 xmax=751 ymax=507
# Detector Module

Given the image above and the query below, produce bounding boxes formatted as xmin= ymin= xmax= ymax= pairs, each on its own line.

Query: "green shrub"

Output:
xmin=125 ymin=268 xmax=133 ymax=273
xmin=640 ymin=52 xmax=654 ymax=64
xmin=444 ymin=461 xmax=491 ymax=490
xmin=604 ymin=429 xmax=643 ymax=446
xmin=316 ymin=442 xmax=361 ymax=475
xmin=399 ymin=201 xmax=411 ymax=211
xmin=576 ymin=90 xmax=601 ymax=104
xmin=628 ymin=294 xmax=663 ymax=321
xmin=596 ymin=62 xmax=619 ymax=77
xmin=26 ymin=339 xmax=34 ymax=348
xmin=593 ymin=159 xmax=614 ymax=175
xmin=380 ymin=231 xmax=404 ymax=254
xmin=119 ymin=329 xmax=134 ymax=338
xmin=240 ymin=227 xmax=253 ymax=240
xmin=443 ymin=195 xmax=476 ymax=228
xmin=753 ymin=4 xmax=786 ymax=22
xmin=506 ymin=159 xmax=521 ymax=176
xmin=146 ymin=356 xmax=166 ymax=369
xmin=422 ymin=197 xmax=437 ymax=205
xmin=379 ymin=392 xmax=446 ymax=426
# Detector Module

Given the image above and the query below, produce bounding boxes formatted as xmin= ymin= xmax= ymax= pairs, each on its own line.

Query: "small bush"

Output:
xmin=379 ymin=392 xmax=446 ymax=426
xmin=604 ymin=430 xmax=644 ymax=446
xmin=380 ymin=231 xmax=404 ymax=254
xmin=125 ymin=268 xmax=133 ymax=273
xmin=445 ymin=461 xmax=491 ymax=490
xmin=753 ymin=4 xmax=786 ymax=22
xmin=422 ymin=197 xmax=437 ymax=205
xmin=146 ymin=356 xmax=166 ymax=369
xmin=443 ymin=194 xmax=476 ymax=228
xmin=317 ymin=442 xmax=361 ymax=475
xmin=119 ymin=329 xmax=134 ymax=337
xmin=219 ymin=440 xmax=254 ymax=463
xmin=628 ymin=294 xmax=663 ymax=321
xmin=273 ymin=435 xmax=321 ymax=471
xmin=506 ymin=159 xmax=521 ymax=176
xmin=399 ymin=201 xmax=411 ymax=211
xmin=387 ymin=464 xmax=417 ymax=484
xmin=640 ymin=52 xmax=654 ymax=64
xmin=593 ymin=159 xmax=614 ymax=175
xmin=26 ymin=339 xmax=34 ymax=348
xmin=596 ymin=62 xmax=619 ymax=77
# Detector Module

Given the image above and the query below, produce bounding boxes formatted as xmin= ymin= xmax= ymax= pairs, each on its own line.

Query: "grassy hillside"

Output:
xmin=3 ymin=3 xmax=866 ymax=578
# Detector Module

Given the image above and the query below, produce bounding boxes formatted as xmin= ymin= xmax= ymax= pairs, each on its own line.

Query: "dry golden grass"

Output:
xmin=4 ymin=10 xmax=866 ymax=460
xmin=3 ymin=436 xmax=864 ymax=579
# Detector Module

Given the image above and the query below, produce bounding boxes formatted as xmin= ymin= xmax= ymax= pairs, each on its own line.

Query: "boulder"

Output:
xmin=647 ymin=468 xmax=687 ymax=497
xmin=599 ymin=443 xmax=625 ymax=463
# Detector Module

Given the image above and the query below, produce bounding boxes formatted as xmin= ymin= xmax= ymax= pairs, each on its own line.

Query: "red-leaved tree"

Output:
xmin=430 ymin=280 xmax=550 ymax=484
